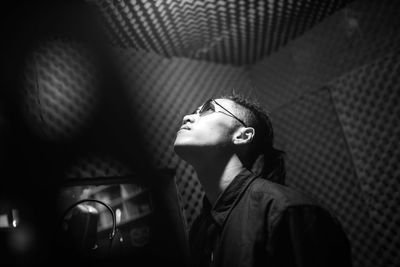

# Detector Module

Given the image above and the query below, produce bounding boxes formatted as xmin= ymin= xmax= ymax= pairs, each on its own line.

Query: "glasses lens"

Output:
xmin=198 ymin=99 xmax=215 ymax=116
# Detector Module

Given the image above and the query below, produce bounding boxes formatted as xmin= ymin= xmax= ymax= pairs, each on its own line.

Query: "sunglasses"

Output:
xmin=193 ymin=99 xmax=247 ymax=127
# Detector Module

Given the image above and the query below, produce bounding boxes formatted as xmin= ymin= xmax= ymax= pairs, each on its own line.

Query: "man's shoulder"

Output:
xmin=244 ymin=177 xmax=339 ymax=228
xmin=247 ymin=177 xmax=319 ymax=208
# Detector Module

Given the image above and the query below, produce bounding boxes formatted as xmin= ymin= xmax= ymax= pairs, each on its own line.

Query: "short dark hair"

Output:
xmin=220 ymin=94 xmax=286 ymax=184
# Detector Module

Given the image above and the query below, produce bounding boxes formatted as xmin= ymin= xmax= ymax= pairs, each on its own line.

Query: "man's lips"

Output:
xmin=179 ymin=125 xmax=191 ymax=131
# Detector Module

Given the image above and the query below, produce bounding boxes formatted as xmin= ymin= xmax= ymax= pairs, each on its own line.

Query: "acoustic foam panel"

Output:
xmin=250 ymin=0 xmax=400 ymax=110
xmin=330 ymin=51 xmax=400 ymax=267
xmin=249 ymin=48 xmax=299 ymax=110
xmin=20 ymin=39 xmax=101 ymax=142
xmin=271 ymin=88 xmax=369 ymax=267
xmin=289 ymin=0 xmax=400 ymax=93
xmin=88 ymin=0 xmax=351 ymax=65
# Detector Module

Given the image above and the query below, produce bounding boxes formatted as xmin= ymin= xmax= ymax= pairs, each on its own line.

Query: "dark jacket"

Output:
xmin=189 ymin=169 xmax=352 ymax=267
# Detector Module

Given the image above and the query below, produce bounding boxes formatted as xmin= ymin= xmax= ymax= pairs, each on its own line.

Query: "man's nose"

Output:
xmin=182 ymin=113 xmax=196 ymax=124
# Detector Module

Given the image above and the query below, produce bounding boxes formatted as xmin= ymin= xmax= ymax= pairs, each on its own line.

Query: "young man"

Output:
xmin=174 ymin=95 xmax=352 ymax=267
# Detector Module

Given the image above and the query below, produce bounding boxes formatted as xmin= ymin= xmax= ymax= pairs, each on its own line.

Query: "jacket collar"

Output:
xmin=202 ymin=168 xmax=258 ymax=227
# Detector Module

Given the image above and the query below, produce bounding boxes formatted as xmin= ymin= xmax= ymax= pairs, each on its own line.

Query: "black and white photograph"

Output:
xmin=0 ymin=0 xmax=399 ymax=266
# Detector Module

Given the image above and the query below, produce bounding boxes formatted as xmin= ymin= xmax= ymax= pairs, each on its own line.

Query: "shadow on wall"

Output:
xmin=0 ymin=1 xmax=161 ymax=265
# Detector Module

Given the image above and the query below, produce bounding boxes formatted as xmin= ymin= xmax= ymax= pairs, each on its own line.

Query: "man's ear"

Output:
xmin=233 ymin=127 xmax=255 ymax=145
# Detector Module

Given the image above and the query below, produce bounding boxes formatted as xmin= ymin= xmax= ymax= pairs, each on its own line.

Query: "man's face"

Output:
xmin=173 ymin=99 xmax=242 ymax=158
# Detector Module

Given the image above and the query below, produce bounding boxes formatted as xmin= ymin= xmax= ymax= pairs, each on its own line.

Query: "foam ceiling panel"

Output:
xmin=87 ymin=0 xmax=352 ymax=65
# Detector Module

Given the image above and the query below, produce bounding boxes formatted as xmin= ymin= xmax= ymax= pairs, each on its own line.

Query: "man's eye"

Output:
xmin=203 ymin=103 xmax=215 ymax=112
xmin=199 ymin=107 xmax=214 ymax=116
xmin=192 ymin=102 xmax=215 ymax=116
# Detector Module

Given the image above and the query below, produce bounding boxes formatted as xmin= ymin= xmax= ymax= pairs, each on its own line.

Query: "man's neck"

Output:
xmin=194 ymin=155 xmax=247 ymax=205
